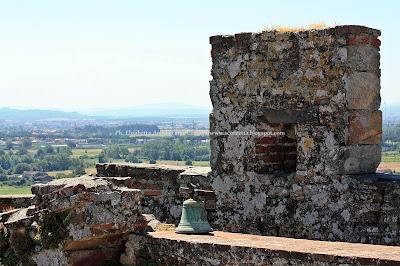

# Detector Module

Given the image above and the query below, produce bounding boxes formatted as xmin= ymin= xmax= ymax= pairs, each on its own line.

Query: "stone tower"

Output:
xmin=209 ymin=26 xmax=394 ymax=244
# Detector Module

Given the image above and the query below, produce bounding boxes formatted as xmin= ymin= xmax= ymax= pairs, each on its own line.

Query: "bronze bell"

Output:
xmin=175 ymin=184 xmax=213 ymax=234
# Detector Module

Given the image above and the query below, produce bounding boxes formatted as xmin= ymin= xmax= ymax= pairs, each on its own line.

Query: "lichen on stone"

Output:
xmin=40 ymin=211 xmax=70 ymax=249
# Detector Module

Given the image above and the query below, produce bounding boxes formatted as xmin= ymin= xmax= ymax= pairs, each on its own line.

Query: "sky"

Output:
xmin=0 ymin=0 xmax=399 ymax=111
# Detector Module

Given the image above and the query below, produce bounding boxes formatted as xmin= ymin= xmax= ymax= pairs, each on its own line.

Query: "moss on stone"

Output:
xmin=154 ymin=223 xmax=175 ymax=232
xmin=2 ymin=227 xmax=36 ymax=266
xmin=0 ymin=223 xmax=8 ymax=256
xmin=2 ymin=247 xmax=19 ymax=266
xmin=40 ymin=211 xmax=70 ymax=249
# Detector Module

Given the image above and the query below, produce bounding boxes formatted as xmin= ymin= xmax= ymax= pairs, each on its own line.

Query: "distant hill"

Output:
xmin=1 ymin=103 xmax=399 ymax=122
xmin=80 ymin=104 xmax=211 ymax=119
xmin=0 ymin=104 xmax=211 ymax=121
xmin=0 ymin=108 xmax=85 ymax=121
xmin=382 ymin=103 xmax=400 ymax=123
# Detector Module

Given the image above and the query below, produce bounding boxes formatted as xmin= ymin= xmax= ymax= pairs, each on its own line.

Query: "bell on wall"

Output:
xmin=175 ymin=183 xmax=213 ymax=234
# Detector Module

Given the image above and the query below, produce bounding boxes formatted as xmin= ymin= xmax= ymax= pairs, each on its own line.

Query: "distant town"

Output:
xmin=0 ymin=108 xmax=211 ymax=194
xmin=0 ymin=106 xmax=399 ymax=195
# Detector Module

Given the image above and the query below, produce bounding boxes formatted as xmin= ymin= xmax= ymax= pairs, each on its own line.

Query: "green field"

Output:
xmin=382 ymin=152 xmax=400 ymax=163
xmin=0 ymin=185 xmax=32 ymax=195
xmin=71 ymin=148 xmax=103 ymax=158
xmin=46 ymin=170 xmax=73 ymax=177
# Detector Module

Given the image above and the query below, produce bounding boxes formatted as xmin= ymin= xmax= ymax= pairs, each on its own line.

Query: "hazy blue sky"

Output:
xmin=0 ymin=0 xmax=398 ymax=111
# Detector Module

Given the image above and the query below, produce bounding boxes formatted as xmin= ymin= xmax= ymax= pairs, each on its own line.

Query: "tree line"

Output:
xmin=383 ymin=124 xmax=400 ymax=151
xmin=0 ymin=145 xmax=85 ymax=178
xmin=98 ymin=137 xmax=210 ymax=164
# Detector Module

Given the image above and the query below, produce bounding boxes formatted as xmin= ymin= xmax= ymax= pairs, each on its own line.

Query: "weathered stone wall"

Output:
xmin=0 ymin=195 xmax=33 ymax=212
xmin=210 ymin=25 xmax=381 ymax=178
xmin=122 ymin=231 xmax=400 ymax=265
xmin=211 ymin=172 xmax=400 ymax=245
xmin=208 ymin=25 xmax=400 ymax=245
xmin=1 ymin=176 xmax=148 ymax=265
xmin=96 ymin=163 xmax=213 ymax=224
xmin=0 ymin=164 xmax=214 ymax=265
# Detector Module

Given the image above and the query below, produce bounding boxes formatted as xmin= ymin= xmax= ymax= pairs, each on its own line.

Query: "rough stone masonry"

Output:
xmin=208 ymin=25 xmax=400 ymax=245
xmin=2 ymin=24 xmax=400 ymax=266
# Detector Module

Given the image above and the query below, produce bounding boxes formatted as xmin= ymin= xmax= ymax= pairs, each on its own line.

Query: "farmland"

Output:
xmin=0 ymin=185 xmax=32 ymax=195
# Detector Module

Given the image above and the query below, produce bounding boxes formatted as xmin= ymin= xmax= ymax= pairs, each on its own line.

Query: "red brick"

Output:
xmin=257 ymin=154 xmax=284 ymax=163
xmin=284 ymin=145 xmax=297 ymax=152
xmin=143 ymin=190 xmax=163 ymax=197
xmin=255 ymin=145 xmax=268 ymax=153
xmin=256 ymin=137 xmax=278 ymax=145
xmin=346 ymin=35 xmax=358 ymax=46
xmin=255 ymin=145 xmax=284 ymax=153
xmin=0 ymin=205 xmax=15 ymax=212
xmin=284 ymin=137 xmax=297 ymax=144
xmin=335 ymin=25 xmax=362 ymax=35
xmin=196 ymin=190 xmax=216 ymax=200
xmin=284 ymin=153 xmax=297 ymax=160
xmin=346 ymin=35 xmax=381 ymax=48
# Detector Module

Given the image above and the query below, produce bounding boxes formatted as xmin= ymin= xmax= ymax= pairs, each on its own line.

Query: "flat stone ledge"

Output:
xmin=97 ymin=163 xmax=191 ymax=172
xmin=148 ymin=231 xmax=400 ymax=264
xmin=0 ymin=194 xmax=33 ymax=200
xmin=96 ymin=163 xmax=211 ymax=184
xmin=180 ymin=167 xmax=211 ymax=177
xmin=210 ymin=25 xmax=381 ymax=45
xmin=31 ymin=175 xmax=111 ymax=196
xmin=352 ymin=172 xmax=400 ymax=182
xmin=0 ymin=194 xmax=34 ymax=211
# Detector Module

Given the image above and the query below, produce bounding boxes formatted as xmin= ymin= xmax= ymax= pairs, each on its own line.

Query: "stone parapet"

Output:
xmin=122 ymin=231 xmax=400 ymax=265
xmin=0 ymin=194 xmax=33 ymax=212
xmin=207 ymin=25 xmax=396 ymax=245
xmin=95 ymin=163 xmax=213 ymax=224
xmin=210 ymin=172 xmax=400 ymax=245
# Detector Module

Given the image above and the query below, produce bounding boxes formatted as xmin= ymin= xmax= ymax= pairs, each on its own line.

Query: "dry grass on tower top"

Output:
xmin=263 ymin=22 xmax=327 ymax=32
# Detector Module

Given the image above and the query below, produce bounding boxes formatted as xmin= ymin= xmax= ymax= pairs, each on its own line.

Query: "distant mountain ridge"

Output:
xmin=80 ymin=103 xmax=211 ymax=118
xmin=0 ymin=108 xmax=84 ymax=121
xmin=1 ymin=103 xmax=400 ymax=121
xmin=382 ymin=103 xmax=400 ymax=123
xmin=0 ymin=104 xmax=212 ymax=121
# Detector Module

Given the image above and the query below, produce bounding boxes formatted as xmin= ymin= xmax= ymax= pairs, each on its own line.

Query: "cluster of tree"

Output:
xmin=98 ymin=145 xmax=141 ymax=163
xmin=2 ymin=138 xmax=32 ymax=151
xmin=97 ymin=137 xmax=210 ymax=164
xmin=383 ymin=124 xmax=400 ymax=151
xmin=0 ymin=145 xmax=86 ymax=176
xmin=137 ymin=138 xmax=209 ymax=162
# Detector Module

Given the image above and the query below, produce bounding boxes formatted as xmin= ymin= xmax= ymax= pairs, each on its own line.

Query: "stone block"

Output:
xmin=346 ymin=46 xmax=380 ymax=72
xmin=339 ymin=145 xmax=381 ymax=174
xmin=346 ymin=34 xmax=381 ymax=48
xmin=348 ymin=111 xmax=382 ymax=144
xmin=344 ymin=72 xmax=380 ymax=110
xmin=334 ymin=25 xmax=381 ymax=37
